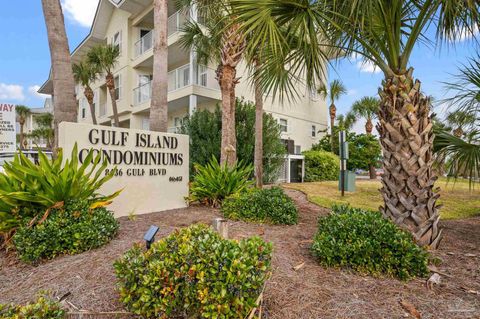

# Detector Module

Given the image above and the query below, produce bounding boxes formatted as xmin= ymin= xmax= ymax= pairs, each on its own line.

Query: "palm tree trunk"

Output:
xmin=41 ymin=0 xmax=78 ymax=149
xmin=84 ymin=87 xmax=97 ymax=125
xmin=150 ymin=0 xmax=168 ymax=132
xmin=218 ymin=65 xmax=237 ymax=166
xmin=329 ymin=104 xmax=336 ymax=150
xmin=366 ymin=117 xmax=376 ymax=179
xmin=106 ymin=73 xmax=120 ymax=127
xmin=19 ymin=121 xmax=25 ymax=150
xmin=378 ymin=68 xmax=442 ymax=249
xmin=254 ymin=61 xmax=264 ymax=188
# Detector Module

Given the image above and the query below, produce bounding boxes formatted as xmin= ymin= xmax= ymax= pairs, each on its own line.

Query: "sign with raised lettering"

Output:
xmin=0 ymin=103 xmax=16 ymax=153
xmin=58 ymin=122 xmax=189 ymax=217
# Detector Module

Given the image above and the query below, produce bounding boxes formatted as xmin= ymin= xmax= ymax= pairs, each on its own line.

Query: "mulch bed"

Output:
xmin=1 ymin=189 xmax=479 ymax=318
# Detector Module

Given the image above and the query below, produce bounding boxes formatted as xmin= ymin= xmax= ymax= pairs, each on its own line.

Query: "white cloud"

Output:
xmin=61 ymin=0 xmax=99 ymax=28
xmin=28 ymin=85 xmax=50 ymax=99
xmin=451 ymin=25 xmax=479 ymax=42
xmin=356 ymin=60 xmax=381 ymax=74
xmin=347 ymin=89 xmax=358 ymax=96
xmin=0 ymin=83 xmax=25 ymax=101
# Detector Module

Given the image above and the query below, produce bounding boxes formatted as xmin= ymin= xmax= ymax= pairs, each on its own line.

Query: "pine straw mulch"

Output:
xmin=0 ymin=189 xmax=479 ymax=319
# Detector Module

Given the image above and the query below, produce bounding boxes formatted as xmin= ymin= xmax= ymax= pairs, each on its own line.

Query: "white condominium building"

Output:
xmin=39 ymin=0 xmax=329 ymax=154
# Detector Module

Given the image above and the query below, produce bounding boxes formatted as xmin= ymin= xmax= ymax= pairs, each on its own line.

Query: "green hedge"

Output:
xmin=0 ymin=294 xmax=65 ymax=319
xmin=222 ymin=187 xmax=298 ymax=225
xmin=13 ymin=200 xmax=119 ymax=264
xmin=303 ymin=150 xmax=340 ymax=182
xmin=311 ymin=205 xmax=429 ymax=280
xmin=114 ymin=224 xmax=272 ymax=318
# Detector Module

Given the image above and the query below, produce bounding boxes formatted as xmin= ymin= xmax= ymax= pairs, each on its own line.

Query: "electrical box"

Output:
xmin=338 ymin=170 xmax=356 ymax=192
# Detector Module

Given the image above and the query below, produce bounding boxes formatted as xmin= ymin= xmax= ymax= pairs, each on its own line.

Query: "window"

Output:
xmin=199 ymin=65 xmax=208 ymax=86
xmin=114 ymin=74 xmax=122 ymax=100
xmin=142 ymin=118 xmax=150 ymax=131
xmin=279 ymin=118 xmax=288 ymax=133
xmin=311 ymin=125 xmax=316 ymax=137
xmin=81 ymin=98 xmax=86 ymax=119
xmin=112 ymin=31 xmax=122 ymax=54
xmin=295 ymin=145 xmax=301 ymax=155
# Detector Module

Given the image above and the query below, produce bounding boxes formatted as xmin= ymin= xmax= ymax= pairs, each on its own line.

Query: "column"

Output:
xmin=189 ymin=94 xmax=197 ymax=116
xmin=286 ymin=157 xmax=291 ymax=183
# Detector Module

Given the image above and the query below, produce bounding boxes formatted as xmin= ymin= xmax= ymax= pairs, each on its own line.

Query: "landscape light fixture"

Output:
xmin=143 ymin=225 xmax=159 ymax=249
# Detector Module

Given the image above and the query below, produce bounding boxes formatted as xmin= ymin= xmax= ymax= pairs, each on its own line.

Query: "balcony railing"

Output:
xmin=134 ymin=10 xmax=190 ymax=58
xmin=132 ymin=64 xmax=219 ymax=105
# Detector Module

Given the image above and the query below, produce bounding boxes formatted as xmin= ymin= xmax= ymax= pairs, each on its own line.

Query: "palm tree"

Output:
xmin=41 ymin=0 xmax=78 ymax=148
xmin=30 ymin=113 xmax=55 ymax=150
xmin=318 ymin=80 xmax=347 ymax=149
xmin=150 ymin=0 xmax=169 ymax=132
xmin=15 ymin=105 xmax=30 ymax=150
xmin=351 ymin=97 xmax=379 ymax=135
xmin=253 ymin=59 xmax=264 ymax=188
xmin=87 ymin=44 xmax=121 ymax=127
xmin=232 ymin=0 xmax=480 ymax=249
xmin=351 ymin=96 xmax=380 ymax=179
xmin=445 ymin=110 xmax=477 ymax=138
xmin=336 ymin=112 xmax=356 ymax=132
xmin=180 ymin=0 xmax=246 ymax=166
xmin=72 ymin=61 xmax=98 ymax=125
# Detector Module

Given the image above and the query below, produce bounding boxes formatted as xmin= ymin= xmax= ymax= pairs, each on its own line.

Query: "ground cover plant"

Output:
xmin=0 ymin=293 xmax=65 ymax=319
xmin=303 ymin=150 xmax=339 ymax=182
xmin=189 ymin=156 xmax=253 ymax=207
xmin=114 ymin=224 xmax=272 ymax=319
xmin=285 ymin=178 xmax=480 ymax=220
xmin=13 ymin=200 xmax=119 ymax=264
xmin=312 ymin=205 xmax=429 ymax=280
xmin=222 ymin=187 xmax=298 ymax=225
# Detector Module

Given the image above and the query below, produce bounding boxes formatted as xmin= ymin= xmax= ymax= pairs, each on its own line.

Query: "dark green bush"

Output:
xmin=311 ymin=205 xmax=429 ymax=280
xmin=222 ymin=187 xmax=298 ymax=225
xmin=303 ymin=150 xmax=340 ymax=182
xmin=181 ymin=98 xmax=286 ymax=183
xmin=114 ymin=224 xmax=272 ymax=319
xmin=189 ymin=156 xmax=253 ymax=207
xmin=0 ymin=294 xmax=65 ymax=318
xmin=13 ymin=200 xmax=119 ymax=264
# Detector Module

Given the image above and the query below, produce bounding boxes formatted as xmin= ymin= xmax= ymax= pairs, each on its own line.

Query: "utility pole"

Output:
xmin=339 ymin=131 xmax=348 ymax=197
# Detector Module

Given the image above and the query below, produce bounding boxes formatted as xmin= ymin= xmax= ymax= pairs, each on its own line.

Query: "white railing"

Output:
xmin=134 ymin=30 xmax=153 ymax=57
xmin=134 ymin=11 xmax=191 ymax=58
xmin=133 ymin=64 xmax=219 ymax=105
xmin=168 ymin=10 xmax=190 ymax=37
xmin=133 ymin=81 xmax=152 ymax=105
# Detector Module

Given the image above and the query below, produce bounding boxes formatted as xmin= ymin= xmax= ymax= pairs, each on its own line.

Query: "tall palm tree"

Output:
xmin=318 ymin=80 xmax=347 ymax=149
xmin=150 ymin=0 xmax=169 ymax=132
xmin=351 ymin=97 xmax=379 ymax=135
xmin=15 ymin=105 xmax=30 ymax=150
xmin=351 ymin=96 xmax=380 ymax=179
xmin=72 ymin=61 xmax=98 ymax=125
xmin=253 ymin=59 xmax=264 ymax=188
xmin=180 ymin=0 xmax=246 ymax=166
xmin=87 ymin=44 xmax=121 ymax=127
xmin=336 ymin=112 xmax=356 ymax=132
xmin=232 ymin=0 xmax=480 ymax=249
xmin=41 ymin=0 xmax=78 ymax=148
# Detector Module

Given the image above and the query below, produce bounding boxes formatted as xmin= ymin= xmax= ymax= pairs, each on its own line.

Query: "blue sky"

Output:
xmin=0 ymin=0 xmax=478 ymax=131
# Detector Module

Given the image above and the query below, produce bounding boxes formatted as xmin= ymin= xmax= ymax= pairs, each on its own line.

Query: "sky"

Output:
xmin=0 ymin=0 xmax=478 ymax=132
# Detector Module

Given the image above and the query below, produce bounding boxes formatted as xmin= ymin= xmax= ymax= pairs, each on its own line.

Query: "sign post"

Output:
xmin=0 ymin=103 xmax=16 ymax=153
xmin=339 ymin=131 xmax=348 ymax=197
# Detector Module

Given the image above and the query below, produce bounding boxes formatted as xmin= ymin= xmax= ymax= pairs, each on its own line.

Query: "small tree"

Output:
xmin=15 ymin=105 xmax=31 ymax=150
xmin=29 ymin=113 xmax=55 ymax=150
xmin=318 ymin=80 xmax=347 ymax=149
xmin=351 ymin=97 xmax=379 ymax=135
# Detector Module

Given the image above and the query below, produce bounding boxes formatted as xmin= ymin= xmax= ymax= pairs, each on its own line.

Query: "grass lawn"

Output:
xmin=284 ymin=178 xmax=480 ymax=220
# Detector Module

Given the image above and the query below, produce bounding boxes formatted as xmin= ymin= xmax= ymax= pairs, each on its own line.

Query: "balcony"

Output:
xmin=134 ymin=10 xmax=190 ymax=58
xmin=133 ymin=64 xmax=220 ymax=105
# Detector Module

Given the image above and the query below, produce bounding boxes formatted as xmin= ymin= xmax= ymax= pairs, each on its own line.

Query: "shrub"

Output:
xmin=311 ymin=205 xmax=429 ymax=280
xmin=114 ymin=224 xmax=272 ymax=319
xmin=13 ymin=200 xmax=119 ymax=264
xmin=303 ymin=150 xmax=340 ymax=182
xmin=181 ymin=98 xmax=286 ymax=183
xmin=312 ymin=132 xmax=381 ymax=171
xmin=0 ymin=145 xmax=120 ymax=236
xmin=0 ymin=293 xmax=65 ymax=319
xmin=222 ymin=187 xmax=298 ymax=225
xmin=189 ymin=156 xmax=253 ymax=207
